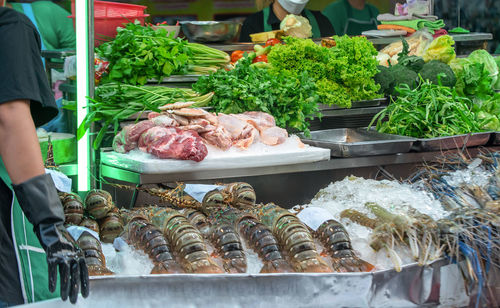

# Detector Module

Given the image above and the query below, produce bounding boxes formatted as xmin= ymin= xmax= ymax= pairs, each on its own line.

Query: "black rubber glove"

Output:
xmin=12 ymin=174 xmax=89 ymax=304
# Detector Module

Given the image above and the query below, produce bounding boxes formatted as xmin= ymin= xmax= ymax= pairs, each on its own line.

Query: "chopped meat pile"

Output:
xmin=113 ymin=110 xmax=289 ymax=161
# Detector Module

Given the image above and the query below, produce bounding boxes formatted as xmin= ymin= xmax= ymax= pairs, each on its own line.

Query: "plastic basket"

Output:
xmin=69 ymin=0 xmax=149 ymax=46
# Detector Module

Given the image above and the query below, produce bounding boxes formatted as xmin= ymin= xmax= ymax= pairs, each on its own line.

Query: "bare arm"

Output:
xmin=0 ymin=100 xmax=45 ymax=184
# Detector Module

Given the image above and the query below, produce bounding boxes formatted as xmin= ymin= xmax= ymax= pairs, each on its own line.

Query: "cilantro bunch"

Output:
xmin=97 ymin=21 xmax=229 ymax=85
xmin=268 ymin=36 xmax=381 ymax=108
xmin=192 ymin=57 xmax=320 ymax=134
xmin=97 ymin=21 xmax=190 ymax=85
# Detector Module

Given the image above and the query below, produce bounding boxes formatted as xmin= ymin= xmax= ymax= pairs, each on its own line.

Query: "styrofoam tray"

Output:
xmin=101 ymin=136 xmax=330 ymax=174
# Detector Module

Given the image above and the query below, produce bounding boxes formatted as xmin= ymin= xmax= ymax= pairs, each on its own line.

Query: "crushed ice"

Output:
xmin=295 ymin=176 xmax=449 ymax=270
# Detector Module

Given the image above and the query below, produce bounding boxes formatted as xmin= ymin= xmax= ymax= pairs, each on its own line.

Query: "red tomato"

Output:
xmin=231 ymin=50 xmax=245 ymax=63
xmin=264 ymin=38 xmax=281 ymax=47
xmin=252 ymin=54 xmax=268 ymax=63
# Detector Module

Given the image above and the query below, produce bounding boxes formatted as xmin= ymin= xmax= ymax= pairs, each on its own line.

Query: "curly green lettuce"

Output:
xmin=268 ymin=36 xmax=381 ymax=107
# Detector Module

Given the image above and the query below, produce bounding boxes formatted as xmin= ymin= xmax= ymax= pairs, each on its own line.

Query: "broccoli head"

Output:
xmin=398 ymin=56 xmax=425 ymax=72
xmin=390 ymin=64 xmax=418 ymax=94
xmin=419 ymin=60 xmax=457 ymax=87
xmin=374 ymin=65 xmax=395 ymax=95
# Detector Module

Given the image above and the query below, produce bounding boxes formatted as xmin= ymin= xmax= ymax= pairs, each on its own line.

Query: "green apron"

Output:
xmin=0 ymin=159 xmax=59 ymax=304
xmin=262 ymin=6 xmax=321 ymax=38
xmin=343 ymin=0 xmax=378 ymax=36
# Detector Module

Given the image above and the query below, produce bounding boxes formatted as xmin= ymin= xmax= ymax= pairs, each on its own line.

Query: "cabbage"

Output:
xmin=494 ymin=56 xmax=500 ymax=90
xmin=423 ymin=35 xmax=456 ymax=64
xmin=468 ymin=49 xmax=498 ymax=87
xmin=280 ymin=15 xmax=312 ymax=39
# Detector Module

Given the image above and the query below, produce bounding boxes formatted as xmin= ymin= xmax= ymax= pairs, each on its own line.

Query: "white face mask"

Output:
xmin=277 ymin=0 xmax=309 ymax=15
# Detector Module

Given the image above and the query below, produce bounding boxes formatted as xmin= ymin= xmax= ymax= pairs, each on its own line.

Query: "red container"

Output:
xmin=69 ymin=0 xmax=149 ymax=46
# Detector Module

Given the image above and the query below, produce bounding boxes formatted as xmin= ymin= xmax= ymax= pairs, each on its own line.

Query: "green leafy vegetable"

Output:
xmin=399 ymin=56 xmax=425 ymax=73
xmin=468 ymin=49 xmax=499 ymax=86
xmin=419 ymin=60 xmax=456 ymax=87
xmin=494 ymin=56 xmax=500 ymax=90
xmin=97 ymin=21 xmax=229 ymax=85
xmin=423 ymin=35 xmax=456 ymax=64
xmin=370 ymin=79 xmax=482 ymax=138
xmin=192 ymin=56 xmax=320 ymax=134
xmin=267 ymin=36 xmax=381 ymax=108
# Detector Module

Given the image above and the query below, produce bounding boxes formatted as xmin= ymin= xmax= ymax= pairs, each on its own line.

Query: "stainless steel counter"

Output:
xmin=21 ymin=259 xmax=472 ymax=308
xmin=100 ymin=146 xmax=500 ymax=184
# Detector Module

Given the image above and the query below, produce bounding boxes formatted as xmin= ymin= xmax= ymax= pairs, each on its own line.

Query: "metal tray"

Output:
xmin=318 ymin=97 xmax=386 ymax=111
xmin=299 ymin=128 xmax=416 ymax=157
xmin=411 ymin=132 xmax=492 ymax=152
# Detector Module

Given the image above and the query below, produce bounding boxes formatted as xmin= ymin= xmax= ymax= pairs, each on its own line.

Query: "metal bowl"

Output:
xmin=179 ymin=21 xmax=242 ymax=43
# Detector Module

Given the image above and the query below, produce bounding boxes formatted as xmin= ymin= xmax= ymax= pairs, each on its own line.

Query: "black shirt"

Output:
xmin=0 ymin=7 xmax=58 ymax=305
xmin=239 ymin=6 xmax=335 ymax=42
xmin=0 ymin=7 xmax=58 ymax=127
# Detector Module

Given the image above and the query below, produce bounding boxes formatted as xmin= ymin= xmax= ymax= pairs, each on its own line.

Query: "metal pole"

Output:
xmin=88 ymin=0 xmax=96 ymax=190
xmin=76 ymin=0 xmax=93 ymax=193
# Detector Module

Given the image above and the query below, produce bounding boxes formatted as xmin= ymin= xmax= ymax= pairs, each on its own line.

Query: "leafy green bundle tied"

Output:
xmin=192 ymin=57 xmax=320 ymax=134
xmin=267 ymin=36 xmax=381 ymax=108
xmin=97 ymin=21 xmax=229 ymax=85
xmin=370 ymin=79 xmax=482 ymax=138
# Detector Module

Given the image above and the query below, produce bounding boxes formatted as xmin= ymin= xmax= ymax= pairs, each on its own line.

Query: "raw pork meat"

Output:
xmin=113 ymin=126 xmax=136 ymax=153
xmin=125 ymin=120 xmax=155 ymax=145
xmin=139 ymin=126 xmax=207 ymax=162
xmin=113 ymin=121 xmax=154 ymax=153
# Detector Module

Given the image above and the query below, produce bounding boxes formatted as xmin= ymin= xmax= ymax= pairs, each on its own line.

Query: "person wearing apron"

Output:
xmin=240 ymin=0 xmax=335 ymax=42
xmin=323 ymin=0 xmax=379 ymax=36
xmin=0 ymin=7 xmax=88 ymax=307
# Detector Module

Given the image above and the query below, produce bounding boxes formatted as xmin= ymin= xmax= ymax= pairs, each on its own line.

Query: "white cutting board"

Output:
xmin=101 ymin=136 xmax=330 ymax=174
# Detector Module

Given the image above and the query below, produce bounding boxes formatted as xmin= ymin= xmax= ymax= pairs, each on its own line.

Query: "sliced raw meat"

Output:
xmin=201 ymin=126 xmax=232 ymax=150
xmin=198 ymin=109 xmax=218 ymax=125
xmin=217 ymin=114 xmax=248 ymax=139
xmin=151 ymin=115 xmax=179 ymax=127
xmin=148 ymin=112 xmax=161 ymax=120
xmin=259 ymin=127 xmax=288 ymax=145
xmin=234 ymin=111 xmax=276 ymax=131
xmin=170 ymin=114 xmax=189 ymax=126
xmin=233 ymin=127 xmax=259 ymax=150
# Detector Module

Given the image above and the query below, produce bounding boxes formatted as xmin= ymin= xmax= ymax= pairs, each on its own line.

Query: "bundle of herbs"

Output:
xmin=96 ymin=21 xmax=230 ymax=85
xmin=192 ymin=56 xmax=320 ymax=134
xmin=77 ymin=83 xmax=213 ymax=149
xmin=369 ymin=79 xmax=482 ymax=138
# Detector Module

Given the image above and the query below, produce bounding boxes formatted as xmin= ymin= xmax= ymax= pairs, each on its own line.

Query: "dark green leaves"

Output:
xmin=192 ymin=57 xmax=320 ymax=134
xmin=369 ymin=80 xmax=483 ymax=138
xmin=97 ymin=22 xmax=191 ymax=85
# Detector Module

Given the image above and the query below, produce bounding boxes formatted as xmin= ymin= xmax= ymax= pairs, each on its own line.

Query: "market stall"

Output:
xmin=26 ymin=0 xmax=500 ymax=307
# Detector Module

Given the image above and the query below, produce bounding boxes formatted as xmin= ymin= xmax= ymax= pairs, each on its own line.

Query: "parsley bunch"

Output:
xmin=193 ymin=57 xmax=320 ymax=134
